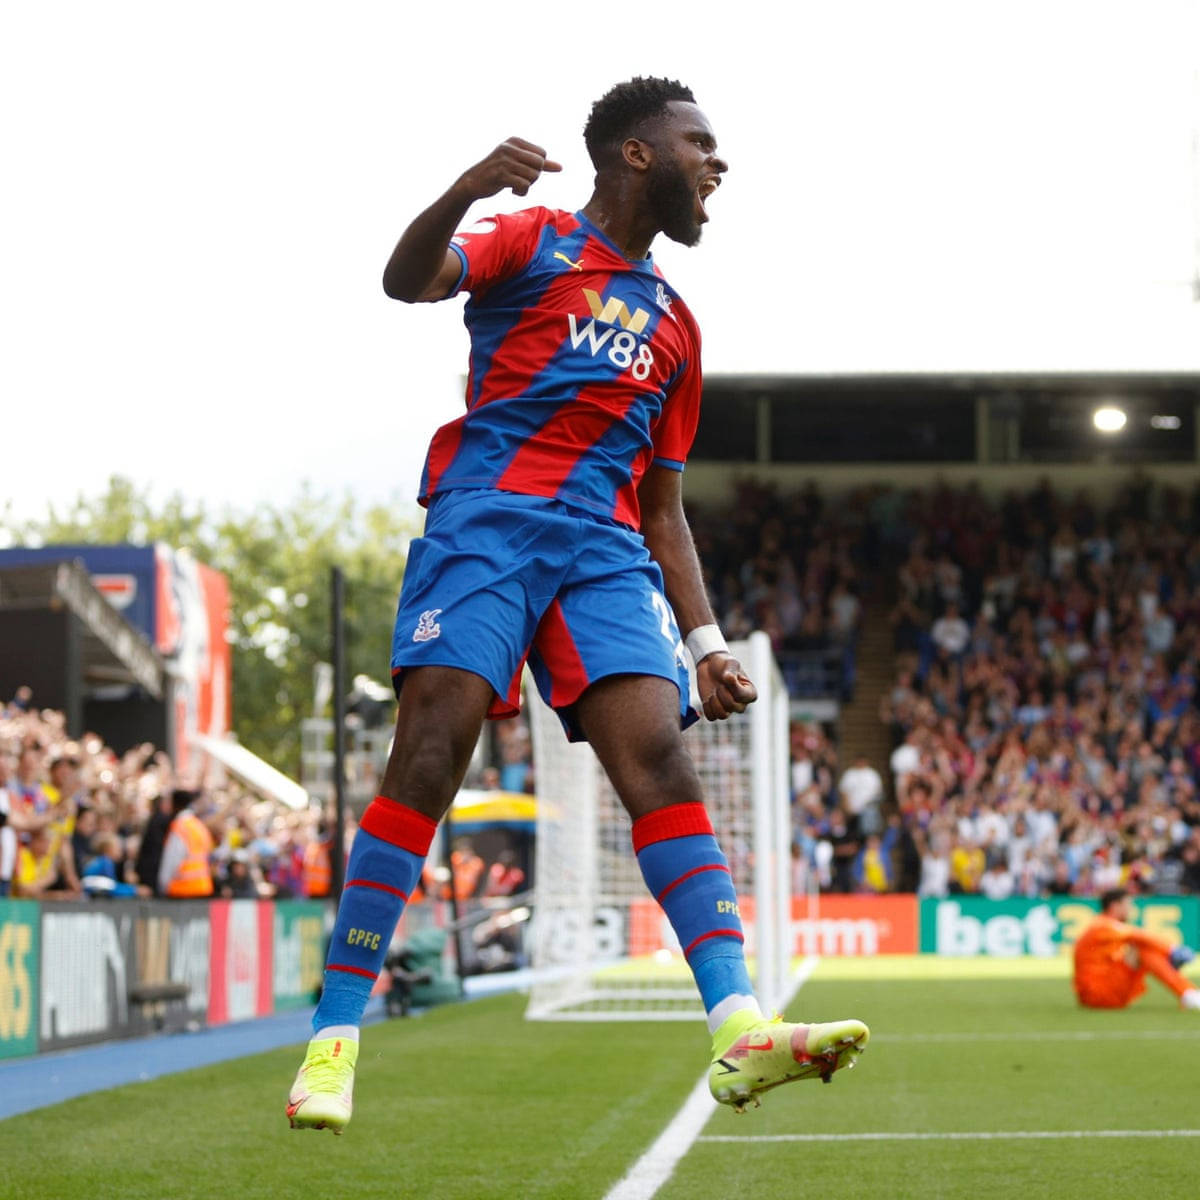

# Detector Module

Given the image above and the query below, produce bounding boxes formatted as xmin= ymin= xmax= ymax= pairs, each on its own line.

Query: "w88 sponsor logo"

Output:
xmin=567 ymin=314 xmax=655 ymax=379
xmin=566 ymin=288 xmax=655 ymax=380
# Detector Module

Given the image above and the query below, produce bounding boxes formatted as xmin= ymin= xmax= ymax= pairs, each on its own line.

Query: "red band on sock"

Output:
xmin=345 ymin=878 xmax=409 ymax=901
xmin=656 ymin=862 xmax=729 ymax=904
xmin=326 ymin=963 xmax=378 ymax=981
xmin=632 ymin=802 xmax=714 ymax=853
xmin=359 ymin=796 xmax=438 ymax=855
xmin=682 ymin=928 xmax=744 ymax=959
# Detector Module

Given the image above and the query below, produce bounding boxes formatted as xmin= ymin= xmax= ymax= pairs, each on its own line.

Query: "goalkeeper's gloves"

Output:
xmin=1169 ymin=945 xmax=1195 ymax=969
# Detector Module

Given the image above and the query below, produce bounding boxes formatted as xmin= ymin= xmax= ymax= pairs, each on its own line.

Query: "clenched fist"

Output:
xmin=696 ymin=653 xmax=758 ymax=721
xmin=458 ymin=138 xmax=562 ymax=200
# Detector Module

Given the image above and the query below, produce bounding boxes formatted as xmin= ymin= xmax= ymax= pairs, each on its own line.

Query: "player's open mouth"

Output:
xmin=696 ymin=176 xmax=720 ymax=221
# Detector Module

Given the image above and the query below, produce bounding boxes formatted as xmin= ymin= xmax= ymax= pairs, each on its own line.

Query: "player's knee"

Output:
xmin=384 ymin=685 xmax=486 ymax=812
xmin=385 ymin=731 xmax=463 ymax=815
xmin=621 ymin=735 xmax=703 ymax=809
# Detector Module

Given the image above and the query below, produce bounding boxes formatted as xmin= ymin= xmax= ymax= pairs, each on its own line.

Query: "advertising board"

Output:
xmin=919 ymin=896 xmax=1198 ymax=956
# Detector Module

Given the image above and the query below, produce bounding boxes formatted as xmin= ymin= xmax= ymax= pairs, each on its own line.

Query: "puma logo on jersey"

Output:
xmin=413 ymin=609 xmax=443 ymax=642
xmin=553 ymin=251 xmax=584 ymax=271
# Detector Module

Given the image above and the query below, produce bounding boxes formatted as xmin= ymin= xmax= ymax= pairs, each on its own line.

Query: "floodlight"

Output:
xmin=1092 ymin=406 xmax=1127 ymax=433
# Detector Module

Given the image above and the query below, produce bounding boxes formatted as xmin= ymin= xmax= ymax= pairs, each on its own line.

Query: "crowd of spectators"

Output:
xmin=687 ymin=480 xmax=870 ymax=700
xmin=9 ymin=474 xmax=1200 ymax=910
xmin=790 ymin=476 xmax=1200 ymax=899
xmin=466 ymin=717 xmax=534 ymax=794
xmin=0 ymin=687 xmax=333 ymax=902
xmin=0 ymin=683 xmax=534 ymax=916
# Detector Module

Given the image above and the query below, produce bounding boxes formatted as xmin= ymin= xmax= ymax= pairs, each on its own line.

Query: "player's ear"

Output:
xmin=621 ymin=137 xmax=654 ymax=173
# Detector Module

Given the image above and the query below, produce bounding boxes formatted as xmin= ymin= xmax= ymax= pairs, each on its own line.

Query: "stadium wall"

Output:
xmin=544 ymin=894 xmax=1196 ymax=963
xmin=0 ymin=898 xmax=326 ymax=1060
xmin=3 ymin=896 xmax=1194 ymax=1059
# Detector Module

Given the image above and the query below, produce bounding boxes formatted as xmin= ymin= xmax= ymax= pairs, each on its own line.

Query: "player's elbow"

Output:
xmin=382 ymin=271 xmax=421 ymax=303
xmin=639 ymin=498 xmax=687 ymax=545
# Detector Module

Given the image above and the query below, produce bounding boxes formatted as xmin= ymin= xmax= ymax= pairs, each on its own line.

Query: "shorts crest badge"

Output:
xmin=413 ymin=608 xmax=443 ymax=643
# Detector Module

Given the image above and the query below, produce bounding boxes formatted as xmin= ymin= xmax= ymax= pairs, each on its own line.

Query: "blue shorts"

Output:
xmin=391 ymin=489 xmax=698 ymax=742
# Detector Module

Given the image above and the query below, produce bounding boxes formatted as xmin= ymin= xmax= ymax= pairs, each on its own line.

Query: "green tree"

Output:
xmin=4 ymin=476 xmax=416 ymax=775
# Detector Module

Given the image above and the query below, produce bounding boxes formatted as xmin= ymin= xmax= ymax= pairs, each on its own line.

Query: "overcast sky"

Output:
xmin=4 ymin=0 xmax=1198 ymax=524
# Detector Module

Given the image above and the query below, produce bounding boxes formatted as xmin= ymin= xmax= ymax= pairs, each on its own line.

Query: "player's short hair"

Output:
xmin=1099 ymin=887 xmax=1128 ymax=911
xmin=584 ymin=77 xmax=696 ymax=169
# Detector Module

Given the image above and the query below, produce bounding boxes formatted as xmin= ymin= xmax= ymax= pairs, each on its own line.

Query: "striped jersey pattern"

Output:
xmin=418 ymin=207 xmax=703 ymax=529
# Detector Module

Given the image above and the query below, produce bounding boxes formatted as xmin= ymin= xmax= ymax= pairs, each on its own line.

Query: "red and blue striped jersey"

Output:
xmin=418 ymin=207 xmax=702 ymax=530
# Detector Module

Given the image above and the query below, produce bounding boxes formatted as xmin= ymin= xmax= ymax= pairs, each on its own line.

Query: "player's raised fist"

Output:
xmin=697 ymin=654 xmax=758 ymax=722
xmin=458 ymin=137 xmax=563 ymax=200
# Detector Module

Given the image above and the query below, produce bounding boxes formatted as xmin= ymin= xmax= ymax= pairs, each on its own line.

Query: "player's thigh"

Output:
xmin=572 ymin=675 xmax=704 ymax=819
xmin=529 ymin=535 xmax=695 ymax=737
xmin=379 ymin=666 xmax=495 ymax=819
xmin=391 ymin=491 xmax=569 ymax=708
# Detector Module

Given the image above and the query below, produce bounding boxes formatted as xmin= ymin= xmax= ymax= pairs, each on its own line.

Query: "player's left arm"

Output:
xmin=1122 ymin=923 xmax=1178 ymax=957
xmin=637 ymin=464 xmax=757 ymax=721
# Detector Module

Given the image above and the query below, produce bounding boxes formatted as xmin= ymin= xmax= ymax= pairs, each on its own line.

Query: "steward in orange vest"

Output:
xmin=159 ymin=790 xmax=215 ymax=898
xmin=450 ymin=840 xmax=484 ymax=902
xmin=302 ymin=836 xmax=332 ymax=898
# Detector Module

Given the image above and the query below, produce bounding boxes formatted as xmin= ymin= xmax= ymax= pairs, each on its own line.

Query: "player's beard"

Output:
xmin=646 ymin=158 xmax=703 ymax=248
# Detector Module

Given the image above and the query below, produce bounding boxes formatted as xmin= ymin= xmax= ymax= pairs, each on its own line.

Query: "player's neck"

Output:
xmin=581 ymin=190 xmax=657 ymax=261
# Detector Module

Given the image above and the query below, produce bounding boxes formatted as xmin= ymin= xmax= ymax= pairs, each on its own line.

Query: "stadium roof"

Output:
xmin=0 ymin=560 xmax=164 ymax=698
xmin=193 ymin=733 xmax=310 ymax=811
xmin=702 ymin=369 xmax=1200 ymax=391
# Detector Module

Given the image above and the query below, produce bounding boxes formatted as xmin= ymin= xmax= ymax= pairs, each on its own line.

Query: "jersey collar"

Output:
xmin=574 ymin=211 xmax=657 ymax=272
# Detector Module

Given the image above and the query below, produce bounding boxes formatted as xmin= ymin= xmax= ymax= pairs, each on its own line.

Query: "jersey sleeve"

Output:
xmin=1122 ymin=924 xmax=1176 ymax=956
xmin=650 ymin=331 xmax=702 ymax=471
xmin=449 ymin=207 xmax=552 ymax=296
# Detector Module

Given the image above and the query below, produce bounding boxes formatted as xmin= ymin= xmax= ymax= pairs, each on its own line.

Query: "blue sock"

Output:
xmin=632 ymin=803 xmax=756 ymax=1016
xmin=312 ymin=797 xmax=438 ymax=1034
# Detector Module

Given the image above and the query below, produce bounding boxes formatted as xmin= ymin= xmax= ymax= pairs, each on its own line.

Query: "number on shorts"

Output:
xmin=649 ymin=591 xmax=687 ymax=667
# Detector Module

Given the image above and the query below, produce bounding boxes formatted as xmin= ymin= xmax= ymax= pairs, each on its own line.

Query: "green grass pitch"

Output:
xmin=2 ymin=957 xmax=1197 ymax=1200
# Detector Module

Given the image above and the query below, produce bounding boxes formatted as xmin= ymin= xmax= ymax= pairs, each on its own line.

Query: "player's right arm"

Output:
xmin=382 ymin=138 xmax=562 ymax=303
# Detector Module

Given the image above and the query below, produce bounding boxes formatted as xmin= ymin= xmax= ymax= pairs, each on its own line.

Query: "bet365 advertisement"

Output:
xmin=919 ymin=896 xmax=1199 ymax=957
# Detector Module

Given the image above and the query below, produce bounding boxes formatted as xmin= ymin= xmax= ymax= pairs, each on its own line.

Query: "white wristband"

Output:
xmin=685 ymin=624 xmax=728 ymax=666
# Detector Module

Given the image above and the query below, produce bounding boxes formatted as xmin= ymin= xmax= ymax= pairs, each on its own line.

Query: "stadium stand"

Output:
xmin=8 ymin=473 xmax=1198 ymax=910
xmin=0 ymin=691 xmax=331 ymax=901
xmin=0 ymin=683 xmax=535 ymax=915
xmin=865 ymin=477 xmax=1200 ymax=901
xmin=685 ymin=478 xmax=867 ymax=704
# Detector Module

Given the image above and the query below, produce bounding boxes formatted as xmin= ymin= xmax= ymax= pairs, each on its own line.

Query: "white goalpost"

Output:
xmin=525 ymin=631 xmax=792 ymax=1021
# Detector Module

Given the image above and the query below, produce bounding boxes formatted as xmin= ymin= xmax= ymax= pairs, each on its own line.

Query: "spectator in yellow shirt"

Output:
xmin=950 ymin=836 xmax=984 ymax=894
xmin=14 ymin=828 xmax=69 ymax=898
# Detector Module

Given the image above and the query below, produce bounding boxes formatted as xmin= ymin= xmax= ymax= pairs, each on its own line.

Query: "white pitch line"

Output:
xmin=874 ymin=1029 xmax=1200 ymax=1043
xmin=602 ymin=956 xmax=820 ymax=1200
xmin=699 ymin=1130 xmax=1200 ymax=1144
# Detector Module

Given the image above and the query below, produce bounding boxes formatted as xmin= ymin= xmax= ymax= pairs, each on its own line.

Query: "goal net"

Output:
xmin=525 ymin=632 xmax=792 ymax=1021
